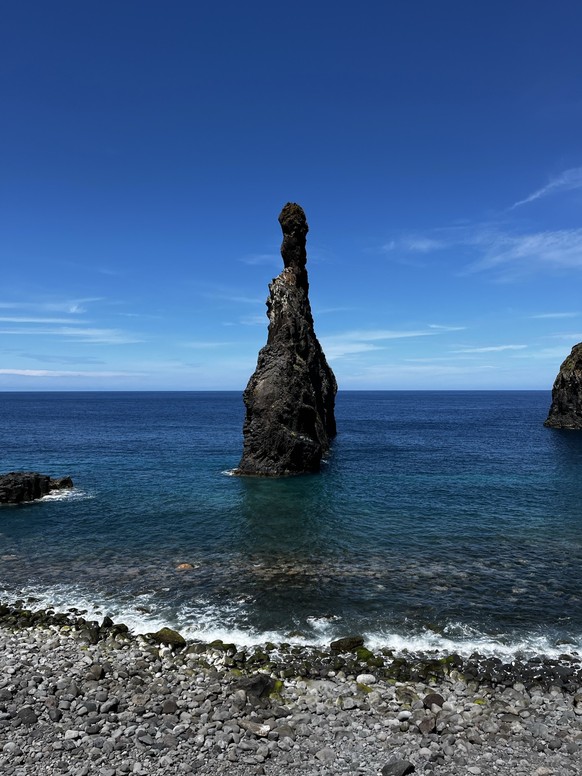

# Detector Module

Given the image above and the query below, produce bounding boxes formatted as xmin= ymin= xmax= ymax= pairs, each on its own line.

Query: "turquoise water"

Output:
xmin=0 ymin=390 xmax=581 ymax=656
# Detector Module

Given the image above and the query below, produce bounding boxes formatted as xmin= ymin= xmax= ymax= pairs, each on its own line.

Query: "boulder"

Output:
xmin=236 ymin=203 xmax=337 ymax=475
xmin=423 ymin=691 xmax=445 ymax=708
xmin=148 ymin=627 xmax=186 ymax=647
xmin=234 ymin=672 xmax=276 ymax=699
xmin=545 ymin=343 xmax=582 ymax=428
xmin=330 ymin=635 xmax=365 ymax=652
xmin=0 ymin=472 xmax=73 ymax=504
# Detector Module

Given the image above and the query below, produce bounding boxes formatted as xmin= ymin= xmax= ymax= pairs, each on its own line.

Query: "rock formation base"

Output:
xmin=545 ymin=343 xmax=582 ymax=429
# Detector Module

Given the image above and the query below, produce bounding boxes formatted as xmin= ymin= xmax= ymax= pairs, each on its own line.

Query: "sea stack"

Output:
xmin=544 ymin=343 xmax=582 ymax=428
xmin=237 ymin=203 xmax=337 ymax=475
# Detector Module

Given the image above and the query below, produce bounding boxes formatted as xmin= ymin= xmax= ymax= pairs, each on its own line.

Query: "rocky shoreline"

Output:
xmin=0 ymin=601 xmax=581 ymax=776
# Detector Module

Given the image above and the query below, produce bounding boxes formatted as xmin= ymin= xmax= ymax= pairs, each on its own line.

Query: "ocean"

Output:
xmin=1 ymin=390 xmax=581 ymax=658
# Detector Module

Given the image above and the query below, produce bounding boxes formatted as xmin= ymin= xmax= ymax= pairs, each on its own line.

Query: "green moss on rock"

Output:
xmin=149 ymin=627 xmax=186 ymax=647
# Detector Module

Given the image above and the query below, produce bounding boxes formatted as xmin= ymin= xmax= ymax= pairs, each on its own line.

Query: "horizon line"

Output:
xmin=0 ymin=388 xmax=551 ymax=394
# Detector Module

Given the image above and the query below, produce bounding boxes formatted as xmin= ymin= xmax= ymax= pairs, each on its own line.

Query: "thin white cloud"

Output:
xmin=206 ymin=292 xmax=264 ymax=305
xmin=20 ymin=353 xmax=106 ymax=365
xmin=327 ymin=329 xmax=436 ymax=343
xmin=182 ymin=340 xmax=235 ymax=348
xmin=403 ymin=237 xmax=445 ymax=252
xmin=0 ymin=316 xmax=88 ymax=324
xmin=428 ymin=324 xmax=467 ymax=332
xmin=404 ymin=356 xmax=477 ymax=362
xmin=452 ymin=345 xmax=527 ymax=353
xmin=0 ymin=298 xmax=101 ymax=314
xmin=0 ymin=327 xmax=142 ymax=344
xmin=471 ymin=229 xmax=582 ymax=274
xmin=513 ymin=347 xmax=572 ymax=360
xmin=313 ymin=306 xmax=355 ymax=315
xmin=338 ymin=362 xmax=497 ymax=389
xmin=240 ymin=253 xmax=280 ymax=266
xmin=0 ymin=369 xmax=140 ymax=378
xmin=547 ymin=333 xmax=582 ymax=340
xmin=239 ymin=315 xmax=266 ymax=326
xmin=382 ymin=236 xmax=445 ymax=253
xmin=322 ymin=342 xmax=382 ymax=360
xmin=319 ymin=325 xmax=469 ymax=361
xmin=386 ymin=224 xmax=582 ymax=277
xmin=511 ymin=166 xmax=582 ymax=208
xmin=117 ymin=312 xmax=163 ymax=319
xmin=59 ymin=327 xmax=143 ymax=344
xmin=320 ymin=327 xmax=442 ymax=361
xmin=530 ymin=312 xmax=579 ymax=319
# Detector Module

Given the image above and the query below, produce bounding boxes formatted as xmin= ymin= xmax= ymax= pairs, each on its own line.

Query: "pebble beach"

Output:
xmin=1 ymin=603 xmax=581 ymax=776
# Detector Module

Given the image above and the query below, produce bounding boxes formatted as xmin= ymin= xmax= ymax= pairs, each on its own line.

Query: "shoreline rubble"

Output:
xmin=1 ymin=601 xmax=581 ymax=775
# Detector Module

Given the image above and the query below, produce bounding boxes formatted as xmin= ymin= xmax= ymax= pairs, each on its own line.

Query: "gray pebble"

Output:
xmin=16 ymin=707 xmax=38 ymax=725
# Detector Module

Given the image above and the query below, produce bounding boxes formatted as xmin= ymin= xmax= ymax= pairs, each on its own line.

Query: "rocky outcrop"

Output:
xmin=237 ymin=203 xmax=337 ymax=476
xmin=544 ymin=343 xmax=582 ymax=429
xmin=0 ymin=472 xmax=73 ymax=504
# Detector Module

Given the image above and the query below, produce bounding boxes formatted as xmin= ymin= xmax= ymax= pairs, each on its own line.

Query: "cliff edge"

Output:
xmin=236 ymin=203 xmax=337 ymax=475
xmin=544 ymin=343 xmax=582 ymax=429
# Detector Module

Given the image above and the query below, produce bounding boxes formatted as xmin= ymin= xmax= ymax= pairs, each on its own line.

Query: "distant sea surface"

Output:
xmin=1 ymin=390 xmax=581 ymax=658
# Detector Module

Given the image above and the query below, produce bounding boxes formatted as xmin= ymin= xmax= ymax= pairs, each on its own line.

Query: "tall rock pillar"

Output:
xmin=236 ymin=203 xmax=337 ymax=475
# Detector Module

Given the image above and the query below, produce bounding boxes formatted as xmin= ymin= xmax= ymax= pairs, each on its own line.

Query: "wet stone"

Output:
xmin=330 ymin=636 xmax=364 ymax=652
xmin=423 ymin=692 xmax=445 ymax=708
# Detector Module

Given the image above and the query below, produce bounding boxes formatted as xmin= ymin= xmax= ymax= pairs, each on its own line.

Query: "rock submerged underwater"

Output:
xmin=236 ymin=203 xmax=337 ymax=476
xmin=545 ymin=342 xmax=582 ymax=429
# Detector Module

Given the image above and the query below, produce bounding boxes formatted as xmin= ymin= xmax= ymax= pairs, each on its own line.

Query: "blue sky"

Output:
xmin=1 ymin=1 xmax=582 ymax=390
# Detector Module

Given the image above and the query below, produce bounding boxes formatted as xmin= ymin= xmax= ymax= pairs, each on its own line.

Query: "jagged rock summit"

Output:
xmin=237 ymin=203 xmax=337 ymax=475
xmin=0 ymin=472 xmax=73 ymax=505
xmin=544 ymin=342 xmax=582 ymax=429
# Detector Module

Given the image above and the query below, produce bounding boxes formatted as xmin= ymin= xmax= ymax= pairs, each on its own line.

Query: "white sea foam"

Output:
xmin=40 ymin=488 xmax=94 ymax=503
xmin=306 ymin=615 xmax=341 ymax=626
xmin=1 ymin=583 xmax=580 ymax=659
xmin=363 ymin=624 xmax=582 ymax=660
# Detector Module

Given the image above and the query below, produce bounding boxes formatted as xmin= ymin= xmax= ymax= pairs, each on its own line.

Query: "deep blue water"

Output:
xmin=1 ymin=390 xmax=581 ymax=656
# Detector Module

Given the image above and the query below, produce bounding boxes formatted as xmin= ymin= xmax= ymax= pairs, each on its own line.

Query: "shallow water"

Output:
xmin=1 ymin=390 xmax=581 ymax=656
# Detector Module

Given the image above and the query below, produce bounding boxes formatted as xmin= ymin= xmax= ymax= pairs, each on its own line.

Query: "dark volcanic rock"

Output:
xmin=234 ymin=672 xmax=276 ymax=699
xmin=381 ymin=761 xmax=415 ymax=776
xmin=148 ymin=627 xmax=186 ymax=647
xmin=237 ymin=203 xmax=337 ymax=475
xmin=330 ymin=636 xmax=365 ymax=652
xmin=545 ymin=343 xmax=582 ymax=428
xmin=0 ymin=472 xmax=73 ymax=505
